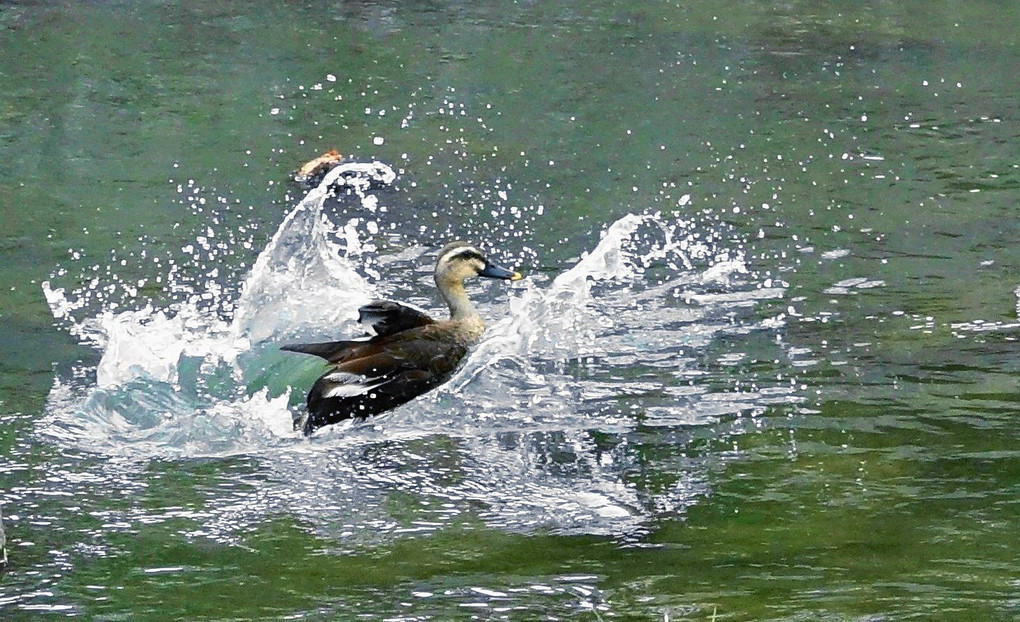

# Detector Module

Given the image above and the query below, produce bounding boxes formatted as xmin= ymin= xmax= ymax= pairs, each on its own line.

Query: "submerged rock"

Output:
xmin=292 ymin=149 xmax=347 ymax=188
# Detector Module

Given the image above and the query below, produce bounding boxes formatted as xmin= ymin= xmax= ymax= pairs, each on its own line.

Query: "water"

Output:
xmin=40 ymin=160 xmax=788 ymax=541
xmin=1 ymin=2 xmax=1017 ymax=620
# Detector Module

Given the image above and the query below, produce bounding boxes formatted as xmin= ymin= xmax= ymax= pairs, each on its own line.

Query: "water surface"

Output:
xmin=0 ymin=1 xmax=1017 ymax=620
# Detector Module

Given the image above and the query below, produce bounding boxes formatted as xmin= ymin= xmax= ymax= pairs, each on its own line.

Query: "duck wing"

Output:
xmin=281 ymin=301 xmax=435 ymax=362
xmin=358 ymin=299 xmax=436 ymax=337
xmin=300 ymin=327 xmax=470 ymax=434
xmin=280 ymin=338 xmax=371 ymax=363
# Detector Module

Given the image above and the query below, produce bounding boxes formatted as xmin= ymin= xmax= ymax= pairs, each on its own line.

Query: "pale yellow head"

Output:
xmin=434 ymin=241 xmax=521 ymax=321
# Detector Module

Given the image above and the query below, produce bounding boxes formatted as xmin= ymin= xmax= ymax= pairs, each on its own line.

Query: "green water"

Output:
xmin=1 ymin=1 xmax=1017 ymax=620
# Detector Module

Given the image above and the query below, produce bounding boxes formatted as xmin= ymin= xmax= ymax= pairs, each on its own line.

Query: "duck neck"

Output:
xmin=438 ymin=276 xmax=485 ymax=334
xmin=439 ymin=278 xmax=476 ymax=319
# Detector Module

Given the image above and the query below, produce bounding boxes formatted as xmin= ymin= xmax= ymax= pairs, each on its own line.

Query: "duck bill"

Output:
xmin=479 ymin=261 xmax=523 ymax=281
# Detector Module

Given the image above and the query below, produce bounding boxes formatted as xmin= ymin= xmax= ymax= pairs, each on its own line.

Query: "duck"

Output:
xmin=282 ymin=241 xmax=522 ymax=435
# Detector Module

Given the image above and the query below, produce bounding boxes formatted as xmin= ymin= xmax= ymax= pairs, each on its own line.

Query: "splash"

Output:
xmin=40 ymin=161 xmax=792 ymax=540
xmin=40 ymin=162 xmax=395 ymax=453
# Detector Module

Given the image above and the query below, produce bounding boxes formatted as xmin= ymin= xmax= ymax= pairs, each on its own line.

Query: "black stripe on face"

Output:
xmin=440 ymin=246 xmax=486 ymax=265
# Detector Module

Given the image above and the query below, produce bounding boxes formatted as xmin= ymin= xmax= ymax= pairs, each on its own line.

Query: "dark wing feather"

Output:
xmin=358 ymin=300 xmax=436 ymax=337
xmin=281 ymin=301 xmax=435 ymax=362
xmin=280 ymin=339 xmax=369 ymax=363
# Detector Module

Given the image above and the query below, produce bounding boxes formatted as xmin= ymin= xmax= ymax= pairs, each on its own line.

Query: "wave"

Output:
xmin=39 ymin=162 xmax=791 ymax=538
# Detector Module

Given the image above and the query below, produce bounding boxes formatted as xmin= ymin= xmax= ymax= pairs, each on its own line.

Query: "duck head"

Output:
xmin=435 ymin=241 xmax=521 ymax=321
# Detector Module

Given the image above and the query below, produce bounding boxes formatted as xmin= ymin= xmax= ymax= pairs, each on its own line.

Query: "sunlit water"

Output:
xmin=38 ymin=161 xmax=793 ymax=554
